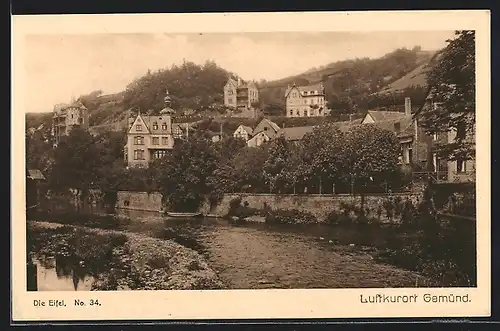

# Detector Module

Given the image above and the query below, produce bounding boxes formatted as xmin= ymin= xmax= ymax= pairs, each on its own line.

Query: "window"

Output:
xmin=162 ymin=123 xmax=167 ymax=130
xmin=290 ymin=110 xmax=293 ymax=116
xmin=134 ymin=149 xmax=145 ymax=160
xmin=296 ymin=110 xmax=300 ymax=116
xmin=433 ymin=133 xmax=438 ymax=141
xmin=456 ymin=157 xmax=467 ymax=172
xmin=394 ymin=122 xmax=401 ymax=132
xmin=162 ymin=137 xmax=168 ymax=145
xmin=153 ymin=150 xmax=167 ymax=159
xmin=152 ymin=137 xmax=159 ymax=145
xmin=136 ymin=124 xmax=142 ymax=131
xmin=134 ymin=136 xmax=144 ymax=145
xmin=153 ymin=122 xmax=158 ymax=130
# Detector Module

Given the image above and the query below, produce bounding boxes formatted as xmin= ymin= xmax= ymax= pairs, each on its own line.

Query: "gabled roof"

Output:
xmin=285 ymin=82 xmax=325 ymax=98
xmin=255 ymin=118 xmax=280 ymax=133
xmin=225 ymin=78 xmax=238 ymax=88
xmin=279 ymin=126 xmax=315 ymax=141
xmin=248 ymin=131 xmax=270 ymax=142
xmin=27 ymin=169 xmax=45 ymax=180
xmin=237 ymin=125 xmax=253 ymax=135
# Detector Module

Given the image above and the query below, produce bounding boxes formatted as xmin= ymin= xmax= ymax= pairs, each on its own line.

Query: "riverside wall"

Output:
xmin=115 ymin=191 xmax=423 ymax=223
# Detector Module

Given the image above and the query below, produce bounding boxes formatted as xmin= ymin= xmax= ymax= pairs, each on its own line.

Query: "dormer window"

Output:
xmin=136 ymin=124 xmax=142 ymax=131
xmin=153 ymin=122 xmax=158 ymax=130
xmin=162 ymin=123 xmax=167 ymax=130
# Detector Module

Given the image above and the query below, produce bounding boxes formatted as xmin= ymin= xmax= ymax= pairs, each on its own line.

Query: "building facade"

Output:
xmin=51 ymin=100 xmax=89 ymax=145
xmin=285 ymin=82 xmax=327 ymax=117
xmin=124 ymin=92 xmax=176 ymax=168
xmin=224 ymin=77 xmax=259 ymax=110
xmin=418 ymin=94 xmax=476 ymax=183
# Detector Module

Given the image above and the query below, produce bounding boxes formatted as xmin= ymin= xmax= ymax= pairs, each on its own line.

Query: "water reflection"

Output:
xmin=33 ymin=256 xmax=95 ymax=291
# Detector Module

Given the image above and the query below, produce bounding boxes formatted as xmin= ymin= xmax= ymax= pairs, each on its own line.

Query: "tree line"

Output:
xmin=27 ymin=121 xmax=407 ymax=213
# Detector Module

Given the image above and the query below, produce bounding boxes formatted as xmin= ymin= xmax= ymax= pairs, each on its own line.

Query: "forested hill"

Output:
xmin=25 ymin=47 xmax=440 ymax=131
xmin=258 ymin=47 xmax=436 ymax=114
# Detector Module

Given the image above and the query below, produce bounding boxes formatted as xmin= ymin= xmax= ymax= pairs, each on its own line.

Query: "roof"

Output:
xmin=53 ymin=100 xmax=87 ymax=115
xmin=160 ymin=107 xmax=175 ymax=115
xmin=279 ymin=126 xmax=315 ymax=141
xmin=350 ymin=116 xmax=415 ymax=138
xmin=331 ymin=118 xmax=363 ymax=132
xmin=257 ymin=118 xmax=280 ymax=133
xmin=365 ymin=110 xmax=407 ymax=122
xmin=27 ymin=169 xmax=46 ymax=180
xmin=238 ymin=125 xmax=253 ymax=135
xmin=131 ymin=114 xmax=173 ymax=134
xmin=285 ymin=82 xmax=325 ymax=98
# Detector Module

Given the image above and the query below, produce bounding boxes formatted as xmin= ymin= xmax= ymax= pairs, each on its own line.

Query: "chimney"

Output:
xmin=405 ymin=97 xmax=411 ymax=116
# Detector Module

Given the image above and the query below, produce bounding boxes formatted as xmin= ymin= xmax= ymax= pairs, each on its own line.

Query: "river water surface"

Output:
xmin=32 ymin=208 xmax=431 ymax=290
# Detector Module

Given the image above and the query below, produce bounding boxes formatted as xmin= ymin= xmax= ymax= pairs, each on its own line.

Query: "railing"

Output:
xmin=412 ymin=171 xmax=448 ymax=183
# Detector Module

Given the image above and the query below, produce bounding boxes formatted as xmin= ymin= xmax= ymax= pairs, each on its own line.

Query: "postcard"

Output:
xmin=11 ymin=10 xmax=490 ymax=322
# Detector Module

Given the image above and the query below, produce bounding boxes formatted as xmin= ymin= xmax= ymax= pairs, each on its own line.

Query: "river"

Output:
xmin=30 ymin=208 xmax=432 ymax=290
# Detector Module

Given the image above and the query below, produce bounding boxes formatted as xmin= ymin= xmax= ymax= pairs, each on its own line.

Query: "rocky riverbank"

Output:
xmin=27 ymin=221 xmax=223 ymax=291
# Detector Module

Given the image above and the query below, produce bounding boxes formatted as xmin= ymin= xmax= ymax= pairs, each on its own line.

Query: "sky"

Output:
xmin=24 ymin=31 xmax=456 ymax=113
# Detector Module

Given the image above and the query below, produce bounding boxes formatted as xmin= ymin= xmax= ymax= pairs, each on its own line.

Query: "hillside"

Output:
xmin=259 ymin=47 xmax=437 ymax=113
xmin=26 ymin=46 xmax=441 ymax=134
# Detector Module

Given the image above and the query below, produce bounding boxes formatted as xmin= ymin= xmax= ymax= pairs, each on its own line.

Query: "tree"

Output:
xmin=50 ymin=128 xmax=102 ymax=207
xmin=301 ymin=123 xmax=345 ymax=193
xmin=418 ymin=30 xmax=475 ymax=161
xmin=206 ymin=136 xmax=246 ymax=205
xmin=156 ymin=136 xmax=218 ymax=212
xmin=231 ymin=145 xmax=270 ymax=193
xmin=342 ymin=124 xmax=401 ymax=194
xmin=262 ymin=137 xmax=297 ymax=193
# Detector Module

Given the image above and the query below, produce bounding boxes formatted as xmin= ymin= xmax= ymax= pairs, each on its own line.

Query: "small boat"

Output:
xmin=166 ymin=211 xmax=202 ymax=218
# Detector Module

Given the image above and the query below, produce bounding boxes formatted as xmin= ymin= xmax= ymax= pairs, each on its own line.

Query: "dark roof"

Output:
xmin=365 ymin=110 xmax=407 ymax=122
xmin=239 ymin=125 xmax=253 ymax=135
xmin=27 ymin=169 xmax=45 ymax=180
xmin=254 ymin=118 xmax=281 ymax=134
xmin=332 ymin=118 xmax=363 ymax=132
xmin=279 ymin=126 xmax=315 ymax=141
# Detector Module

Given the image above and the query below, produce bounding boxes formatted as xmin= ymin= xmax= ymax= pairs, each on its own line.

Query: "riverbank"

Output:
xmin=27 ymin=221 xmax=223 ymax=290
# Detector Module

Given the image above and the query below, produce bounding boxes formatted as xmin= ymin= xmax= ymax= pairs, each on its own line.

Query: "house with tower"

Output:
xmin=51 ymin=98 xmax=89 ymax=146
xmin=124 ymin=90 xmax=176 ymax=168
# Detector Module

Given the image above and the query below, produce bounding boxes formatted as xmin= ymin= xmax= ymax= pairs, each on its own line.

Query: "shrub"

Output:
xmin=325 ymin=210 xmax=340 ymax=225
xmin=265 ymin=209 xmax=317 ymax=225
xmin=27 ymin=210 xmax=131 ymax=230
xmin=228 ymin=197 xmax=242 ymax=211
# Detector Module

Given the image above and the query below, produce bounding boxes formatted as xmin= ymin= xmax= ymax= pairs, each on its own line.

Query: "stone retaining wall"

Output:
xmin=115 ymin=191 xmax=163 ymax=212
xmin=201 ymin=193 xmax=423 ymax=223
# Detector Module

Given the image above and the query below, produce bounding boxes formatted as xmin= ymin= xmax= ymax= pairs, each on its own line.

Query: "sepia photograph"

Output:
xmin=12 ymin=11 xmax=490 ymax=321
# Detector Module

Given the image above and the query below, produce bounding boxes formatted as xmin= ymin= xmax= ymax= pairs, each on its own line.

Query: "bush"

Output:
xmin=265 ymin=209 xmax=317 ymax=225
xmin=325 ymin=210 xmax=340 ymax=225
xmin=27 ymin=210 xmax=131 ymax=230
xmin=228 ymin=197 xmax=242 ymax=211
